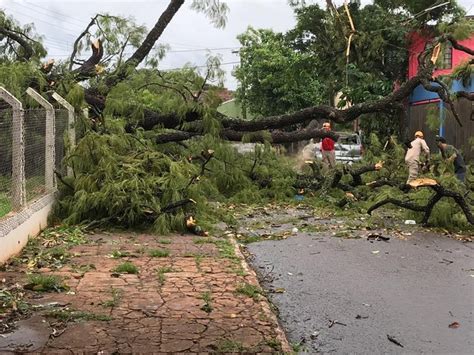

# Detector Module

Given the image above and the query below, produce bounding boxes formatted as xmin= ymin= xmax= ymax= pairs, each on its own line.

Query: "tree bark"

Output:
xmin=72 ymin=39 xmax=104 ymax=79
xmin=154 ymin=127 xmax=340 ymax=144
xmin=367 ymin=183 xmax=474 ymax=226
xmin=133 ymin=67 xmax=433 ymax=135
xmin=105 ymin=0 xmax=185 ymax=88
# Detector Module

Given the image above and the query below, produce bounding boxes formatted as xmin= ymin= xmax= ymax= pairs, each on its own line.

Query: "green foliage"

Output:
xmin=190 ymin=0 xmax=229 ymax=29
xmin=426 ymin=105 xmax=440 ymax=132
xmin=0 ymin=62 xmax=46 ymax=98
xmin=0 ymin=193 xmax=11 ymax=218
xmin=156 ymin=266 xmax=173 ymax=285
xmin=200 ymin=291 xmax=213 ymax=313
xmin=0 ymin=10 xmax=46 ymax=62
xmin=235 ymin=27 xmax=325 ymax=116
xmin=100 ymin=288 xmax=123 ymax=308
xmin=65 ymin=84 xmax=85 ymax=108
xmin=0 ymin=288 xmax=29 ymax=314
xmin=215 ymin=340 xmax=245 ymax=353
xmin=52 ymin=121 xmax=298 ymax=233
xmin=450 ymin=60 xmax=473 ymax=87
xmin=375 ymin=0 xmax=465 ymax=24
xmin=113 ymin=262 xmax=139 ymax=274
xmin=148 ymin=248 xmax=170 ymax=257
xmin=438 ymin=17 xmax=473 ymax=41
xmin=111 ymin=250 xmax=131 ymax=258
xmin=235 ymin=282 xmax=263 ymax=300
xmin=25 ymin=274 xmax=68 ymax=292
xmin=72 ymin=14 xmax=147 ymax=70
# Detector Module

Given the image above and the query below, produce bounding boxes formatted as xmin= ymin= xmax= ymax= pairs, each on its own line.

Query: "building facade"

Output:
xmin=407 ymin=29 xmax=473 ymax=161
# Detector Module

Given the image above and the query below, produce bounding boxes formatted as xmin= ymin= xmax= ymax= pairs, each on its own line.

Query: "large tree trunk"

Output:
xmin=154 ymin=127 xmax=340 ymax=144
xmin=67 ymin=3 xmax=473 ymax=145
xmin=104 ymin=0 xmax=185 ymax=88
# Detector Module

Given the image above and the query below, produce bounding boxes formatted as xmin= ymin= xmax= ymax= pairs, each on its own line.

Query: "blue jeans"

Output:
xmin=455 ymin=171 xmax=465 ymax=183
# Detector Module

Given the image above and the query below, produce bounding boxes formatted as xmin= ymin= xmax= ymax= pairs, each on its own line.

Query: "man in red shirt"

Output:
xmin=321 ymin=122 xmax=336 ymax=169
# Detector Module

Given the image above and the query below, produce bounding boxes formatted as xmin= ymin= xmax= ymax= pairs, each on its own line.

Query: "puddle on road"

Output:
xmin=0 ymin=315 xmax=50 ymax=352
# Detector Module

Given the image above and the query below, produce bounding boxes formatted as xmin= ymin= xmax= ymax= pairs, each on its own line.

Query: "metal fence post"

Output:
xmin=52 ymin=92 xmax=75 ymax=177
xmin=26 ymin=88 xmax=55 ymax=191
xmin=0 ymin=87 xmax=26 ymax=210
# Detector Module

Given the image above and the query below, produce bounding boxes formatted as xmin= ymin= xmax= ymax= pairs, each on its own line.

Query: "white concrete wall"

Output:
xmin=0 ymin=194 xmax=54 ymax=263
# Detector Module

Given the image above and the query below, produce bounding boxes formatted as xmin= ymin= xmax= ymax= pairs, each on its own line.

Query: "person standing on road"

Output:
xmin=436 ymin=136 xmax=466 ymax=182
xmin=405 ymin=131 xmax=430 ymax=183
xmin=320 ymin=122 xmax=336 ymax=169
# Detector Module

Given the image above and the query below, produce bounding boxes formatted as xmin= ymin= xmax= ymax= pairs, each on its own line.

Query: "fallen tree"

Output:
xmin=368 ymin=178 xmax=474 ymax=226
xmin=1 ymin=2 xmax=473 ymax=232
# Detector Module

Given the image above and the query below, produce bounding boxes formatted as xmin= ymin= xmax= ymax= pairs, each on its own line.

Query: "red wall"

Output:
xmin=408 ymin=31 xmax=474 ymax=79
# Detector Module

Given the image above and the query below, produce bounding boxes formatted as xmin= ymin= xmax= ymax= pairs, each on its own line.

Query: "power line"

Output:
xmin=3 ymin=8 xmax=79 ymax=38
xmin=23 ymin=1 xmax=89 ymax=27
xmin=160 ymin=61 xmax=240 ymax=71
xmin=11 ymin=1 xmax=86 ymax=30
xmin=5 ymin=2 xmax=236 ymax=51
xmin=46 ymin=46 xmax=241 ymax=57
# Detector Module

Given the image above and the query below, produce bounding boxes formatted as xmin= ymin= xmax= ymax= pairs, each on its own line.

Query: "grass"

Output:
xmin=111 ymin=250 xmax=131 ymax=258
xmin=148 ymin=248 xmax=170 ymax=258
xmin=112 ymin=262 xmax=139 ymax=274
xmin=215 ymin=339 xmax=245 ymax=353
xmin=46 ymin=309 xmax=112 ymax=322
xmin=156 ymin=266 xmax=174 ymax=285
xmin=0 ymin=193 xmax=11 ymax=218
xmin=265 ymin=338 xmax=282 ymax=351
xmin=25 ymin=274 xmax=68 ymax=292
xmin=200 ymin=291 xmax=213 ymax=313
xmin=193 ymin=237 xmax=214 ymax=245
xmin=70 ymin=263 xmax=96 ymax=275
xmin=0 ymin=289 xmax=29 ymax=314
xmin=235 ymin=283 xmax=263 ymax=300
xmin=157 ymin=238 xmax=172 ymax=244
xmin=47 ymin=247 xmax=69 ymax=259
xmin=195 ymin=254 xmax=204 ymax=271
xmin=291 ymin=341 xmax=304 ymax=353
xmin=100 ymin=287 xmax=122 ymax=308
xmin=135 ymin=246 xmax=147 ymax=254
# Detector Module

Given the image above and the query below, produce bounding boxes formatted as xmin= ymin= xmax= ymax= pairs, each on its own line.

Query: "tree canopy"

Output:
xmin=0 ymin=0 xmax=472 ymax=231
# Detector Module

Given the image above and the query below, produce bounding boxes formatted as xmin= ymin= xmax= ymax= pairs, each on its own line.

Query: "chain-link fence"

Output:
xmin=24 ymin=109 xmax=47 ymax=202
xmin=55 ymin=109 xmax=69 ymax=176
xmin=0 ymin=87 xmax=75 ymax=220
xmin=0 ymin=108 xmax=13 ymax=218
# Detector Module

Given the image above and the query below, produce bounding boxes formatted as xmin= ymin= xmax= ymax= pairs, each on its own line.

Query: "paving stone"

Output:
xmin=2 ymin=231 xmax=290 ymax=353
xmin=160 ymin=339 xmax=194 ymax=352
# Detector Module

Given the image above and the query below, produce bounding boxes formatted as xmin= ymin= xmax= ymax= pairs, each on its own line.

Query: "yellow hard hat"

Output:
xmin=414 ymin=131 xmax=424 ymax=138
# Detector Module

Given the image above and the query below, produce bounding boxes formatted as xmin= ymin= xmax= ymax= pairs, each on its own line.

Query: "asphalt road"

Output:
xmin=248 ymin=229 xmax=474 ymax=354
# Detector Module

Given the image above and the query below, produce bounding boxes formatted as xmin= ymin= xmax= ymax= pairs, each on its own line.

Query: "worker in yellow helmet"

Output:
xmin=405 ymin=131 xmax=430 ymax=183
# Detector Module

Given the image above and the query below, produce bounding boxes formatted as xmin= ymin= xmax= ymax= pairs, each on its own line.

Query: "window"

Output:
xmin=438 ymin=42 xmax=452 ymax=69
xmin=423 ymin=41 xmax=452 ymax=70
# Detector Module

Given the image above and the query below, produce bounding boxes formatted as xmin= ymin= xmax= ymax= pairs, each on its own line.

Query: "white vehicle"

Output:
xmin=315 ymin=132 xmax=363 ymax=163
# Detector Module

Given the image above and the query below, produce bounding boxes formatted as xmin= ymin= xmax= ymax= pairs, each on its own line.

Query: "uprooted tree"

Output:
xmin=0 ymin=0 xmax=472 ymax=231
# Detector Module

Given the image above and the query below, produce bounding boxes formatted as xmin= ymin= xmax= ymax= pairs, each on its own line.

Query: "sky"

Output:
xmin=1 ymin=0 xmax=473 ymax=90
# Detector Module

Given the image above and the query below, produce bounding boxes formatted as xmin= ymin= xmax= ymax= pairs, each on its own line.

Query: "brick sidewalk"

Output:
xmin=0 ymin=231 xmax=290 ymax=353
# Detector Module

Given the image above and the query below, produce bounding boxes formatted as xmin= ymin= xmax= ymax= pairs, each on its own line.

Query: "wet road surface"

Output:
xmin=248 ymin=228 xmax=474 ymax=353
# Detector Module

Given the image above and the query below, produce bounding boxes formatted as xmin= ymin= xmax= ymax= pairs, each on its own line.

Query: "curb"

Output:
xmin=230 ymin=237 xmax=292 ymax=353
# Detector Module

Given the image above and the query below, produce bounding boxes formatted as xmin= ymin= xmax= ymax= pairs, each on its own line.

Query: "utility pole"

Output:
xmin=232 ymin=49 xmax=247 ymax=119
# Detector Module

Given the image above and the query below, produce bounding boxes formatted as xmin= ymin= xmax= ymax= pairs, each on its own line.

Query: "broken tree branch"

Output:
xmin=69 ymin=15 xmax=98 ymax=70
xmin=367 ymin=180 xmax=474 ymax=225
xmin=105 ymin=0 xmax=185 ymax=87
xmin=0 ymin=27 xmax=34 ymax=60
